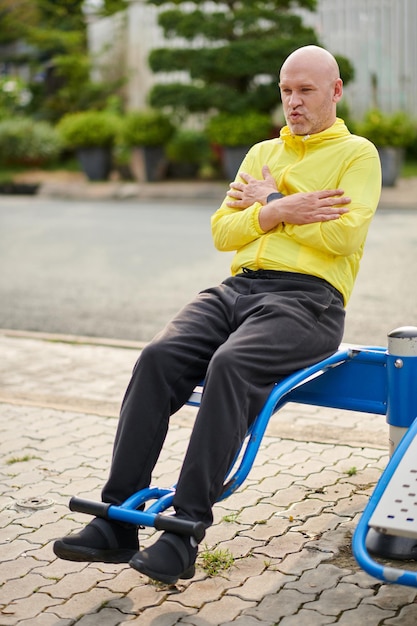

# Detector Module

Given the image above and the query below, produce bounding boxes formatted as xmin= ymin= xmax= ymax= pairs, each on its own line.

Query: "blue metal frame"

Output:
xmin=220 ymin=346 xmax=387 ymax=500
xmin=69 ymin=342 xmax=417 ymax=582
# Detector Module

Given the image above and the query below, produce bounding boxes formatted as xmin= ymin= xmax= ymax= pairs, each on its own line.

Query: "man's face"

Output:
xmin=279 ymin=64 xmax=342 ymax=136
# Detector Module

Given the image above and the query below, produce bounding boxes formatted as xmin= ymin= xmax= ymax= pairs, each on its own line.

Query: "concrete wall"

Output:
xmin=87 ymin=0 xmax=189 ymax=111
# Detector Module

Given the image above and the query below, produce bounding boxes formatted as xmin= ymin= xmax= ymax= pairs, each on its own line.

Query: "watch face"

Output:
xmin=267 ymin=192 xmax=284 ymax=202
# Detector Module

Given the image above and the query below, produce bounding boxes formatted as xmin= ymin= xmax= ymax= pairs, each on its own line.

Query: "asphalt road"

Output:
xmin=1 ymin=196 xmax=233 ymax=341
xmin=1 ymin=196 xmax=416 ymax=346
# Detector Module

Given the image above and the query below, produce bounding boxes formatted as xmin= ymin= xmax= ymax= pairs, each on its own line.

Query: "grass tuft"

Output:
xmin=199 ymin=546 xmax=235 ymax=577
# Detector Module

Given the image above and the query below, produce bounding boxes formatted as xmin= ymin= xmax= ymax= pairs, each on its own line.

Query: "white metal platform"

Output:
xmin=369 ymin=434 xmax=417 ymax=539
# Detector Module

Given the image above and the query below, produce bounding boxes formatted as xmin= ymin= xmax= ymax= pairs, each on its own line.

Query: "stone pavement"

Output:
xmin=2 ymin=330 xmax=417 ymax=626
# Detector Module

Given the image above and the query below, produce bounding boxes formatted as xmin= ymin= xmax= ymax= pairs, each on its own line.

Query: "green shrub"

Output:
xmin=336 ymin=101 xmax=356 ymax=133
xmin=206 ymin=111 xmax=273 ymax=147
xmin=166 ymin=129 xmax=211 ymax=165
xmin=57 ymin=110 xmax=121 ymax=149
xmin=120 ymin=110 xmax=175 ymax=147
xmin=356 ymin=109 xmax=417 ymax=148
xmin=0 ymin=117 xmax=62 ymax=165
xmin=0 ymin=77 xmax=32 ymax=121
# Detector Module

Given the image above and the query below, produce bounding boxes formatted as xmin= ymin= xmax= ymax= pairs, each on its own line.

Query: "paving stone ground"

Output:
xmin=2 ymin=332 xmax=417 ymax=626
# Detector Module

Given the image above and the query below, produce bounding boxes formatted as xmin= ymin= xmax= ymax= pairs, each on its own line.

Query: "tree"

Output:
xmin=100 ymin=0 xmax=130 ymax=16
xmin=0 ymin=0 xmax=38 ymax=46
xmin=147 ymin=0 xmax=355 ymax=120
xmin=0 ymin=0 xmax=128 ymax=121
xmin=147 ymin=0 xmax=322 ymax=117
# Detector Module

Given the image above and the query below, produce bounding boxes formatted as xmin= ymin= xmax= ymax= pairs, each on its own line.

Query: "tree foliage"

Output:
xmin=0 ymin=0 xmax=38 ymax=46
xmin=147 ymin=0 xmax=355 ymax=118
xmin=147 ymin=0 xmax=321 ymax=116
xmin=99 ymin=0 xmax=130 ymax=17
xmin=0 ymin=0 xmax=127 ymax=121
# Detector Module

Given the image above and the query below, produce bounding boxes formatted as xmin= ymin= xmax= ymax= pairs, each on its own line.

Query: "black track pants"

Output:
xmin=102 ymin=272 xmax=345 ymax=527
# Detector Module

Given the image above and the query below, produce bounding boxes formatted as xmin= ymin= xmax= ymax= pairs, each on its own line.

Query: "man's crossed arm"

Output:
xmin=226 ymin=165 xmax=351 ymax=232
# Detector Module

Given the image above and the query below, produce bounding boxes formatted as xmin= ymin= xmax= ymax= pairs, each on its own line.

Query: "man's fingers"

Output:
xmin=320 ymin=188 xmax=344 ymax=196
xmin=261 ymin=165 xmax=277 ymax=186
xmin=239 ymin=172 xmax=252 ymax=184
xmin=261 ymin=165 xmax=272 ymax=179
xmin=317 ymin=188 xmax=347 ymax=200
xmin=325 ymin=196 xmax=351 ymax=206
xmin=314 ymin=190 xmax=350 ymax=207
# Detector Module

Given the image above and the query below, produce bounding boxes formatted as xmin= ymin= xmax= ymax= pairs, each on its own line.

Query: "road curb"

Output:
xmin=0 ymin=328 xmax=146 ymax=351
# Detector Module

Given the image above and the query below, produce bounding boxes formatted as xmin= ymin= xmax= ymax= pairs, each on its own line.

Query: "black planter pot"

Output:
xmin=377 ymin=146 xmax=404 ymax=187
xmin=130 ymin=146 xmax=168 ymax=182
xmin=76 ymin=147 xmax=113 ymax=181
xmin=167 ymin=161 xmax=199 ymax=179
xmin=0 ymin=182 xmax=39 ymax=195
xmin=222 ymin=146 xmax=250 ymax=180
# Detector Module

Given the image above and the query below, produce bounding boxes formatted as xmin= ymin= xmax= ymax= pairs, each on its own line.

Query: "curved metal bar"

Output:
xmin=220 ymin=348 xmax=355 ymax=500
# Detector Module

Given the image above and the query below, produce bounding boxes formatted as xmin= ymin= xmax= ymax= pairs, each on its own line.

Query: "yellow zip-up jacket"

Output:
xmin=211 ymin=119 xmax=382 ymax=305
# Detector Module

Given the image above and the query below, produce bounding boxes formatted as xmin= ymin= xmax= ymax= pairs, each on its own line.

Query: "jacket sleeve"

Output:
xmin=211 ymin=148 xmax=268 ymax=251
xmin=283 ymin=147 xmax=382 ymax=256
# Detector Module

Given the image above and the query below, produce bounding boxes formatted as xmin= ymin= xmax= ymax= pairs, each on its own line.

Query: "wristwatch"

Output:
xmin=266 ymin=192 xmax=284 ymax=203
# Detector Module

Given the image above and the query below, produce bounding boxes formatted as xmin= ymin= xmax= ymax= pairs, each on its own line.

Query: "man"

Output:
xmin=53 ymin=46 xmax=381 ymax=585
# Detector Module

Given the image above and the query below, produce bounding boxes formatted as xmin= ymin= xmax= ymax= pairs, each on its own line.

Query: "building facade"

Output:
xmin=300 ymin=0 xmax=417 ymax=117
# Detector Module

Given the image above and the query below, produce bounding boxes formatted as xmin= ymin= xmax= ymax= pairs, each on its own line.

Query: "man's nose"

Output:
xmin=288 ymin=92 xmax=302 ymax=107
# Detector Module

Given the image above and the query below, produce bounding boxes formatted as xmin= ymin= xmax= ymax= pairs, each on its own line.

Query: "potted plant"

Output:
xmin=166 ymin=129 xmax=211 ymax=179
xmin=0 ymin=117 xmax=62 ymax=193
xmin=57 ymin=110 xmax=121 ymax=181
xmin=355 ymin=109 xmax=417 ymax=186
xmin=0 ymin=117 xmax=62 ymax=166
xmin=120 ymin=110 xmax=175 ymax=182
xmin=206 ymin=111 xmax=273 ymax=179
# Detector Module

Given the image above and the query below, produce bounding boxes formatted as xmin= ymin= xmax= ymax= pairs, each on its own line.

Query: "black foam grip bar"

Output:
xmin=154 ymin=514 xmax=206 ymax=543
xmin=69 ymin=497 xmax=111 ymax=519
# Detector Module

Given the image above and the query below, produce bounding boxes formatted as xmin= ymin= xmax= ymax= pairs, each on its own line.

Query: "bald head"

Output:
xmin=279 ymin=46 xmax=343 ymax=135
xmin=280 ymin=46 xmax=340 ymax=84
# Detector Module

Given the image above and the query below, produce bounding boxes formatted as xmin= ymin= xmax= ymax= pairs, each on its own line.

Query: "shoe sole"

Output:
xmin=129 ymin=556 xmax=195 ymax=585
xmin=53 ymin=540 xmax=137 ymax=564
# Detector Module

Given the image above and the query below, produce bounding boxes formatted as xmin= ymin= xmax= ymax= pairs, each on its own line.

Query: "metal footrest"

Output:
xmin=369 ymin=434 xmax=417 ymax=539
xmin=352 ymin=418 xmax=417 ymax=586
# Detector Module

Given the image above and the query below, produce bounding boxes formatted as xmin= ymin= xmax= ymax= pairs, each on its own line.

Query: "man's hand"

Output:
xmin=259 ymin=189 xmax=351 ymax=232
xmin=227 ymin=165 xmax=277 ymax=208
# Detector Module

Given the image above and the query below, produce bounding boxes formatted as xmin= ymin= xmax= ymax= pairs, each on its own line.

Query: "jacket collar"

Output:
xmin=279 ymin=118 xmax=350 ymax=145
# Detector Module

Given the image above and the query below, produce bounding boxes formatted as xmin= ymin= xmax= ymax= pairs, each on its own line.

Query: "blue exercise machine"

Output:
xmin=70 ymin=327 xmax=417 ymax=585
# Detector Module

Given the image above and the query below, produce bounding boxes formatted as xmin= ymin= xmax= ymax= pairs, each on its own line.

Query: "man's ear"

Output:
xmin=333 ymin=78 xmax=343 ymax=103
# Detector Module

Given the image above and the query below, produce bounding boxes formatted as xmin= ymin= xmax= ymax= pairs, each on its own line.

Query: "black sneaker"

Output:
xmin=129 ymin=531 xmax=197 ymax=584
xmin=53 ymin=517 xmax=139 ymax=563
